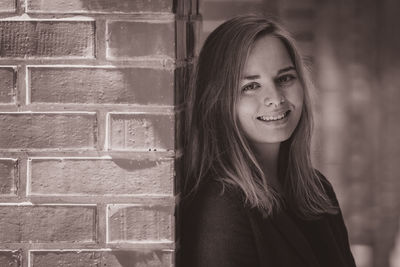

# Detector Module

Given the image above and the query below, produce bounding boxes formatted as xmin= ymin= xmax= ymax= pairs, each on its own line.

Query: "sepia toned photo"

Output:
xmin=0 ymin=1 xmax=399 ymax=267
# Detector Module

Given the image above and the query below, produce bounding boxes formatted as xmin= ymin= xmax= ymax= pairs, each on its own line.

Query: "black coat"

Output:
xmin=180 ymin=175 xmax=356 ymax=267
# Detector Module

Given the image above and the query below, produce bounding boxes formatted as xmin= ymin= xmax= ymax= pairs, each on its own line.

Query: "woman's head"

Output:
xmin=237 ymin=34 xmax=304 ymax=148
xmin=193 ymin=15 xmax=312 ymax=146
xmin=184 ymin=15 xmax=335 ymax=217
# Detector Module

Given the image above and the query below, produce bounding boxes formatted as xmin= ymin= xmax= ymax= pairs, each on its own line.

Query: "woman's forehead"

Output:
xmin=243 ymin=36 xmax=294 ymax=76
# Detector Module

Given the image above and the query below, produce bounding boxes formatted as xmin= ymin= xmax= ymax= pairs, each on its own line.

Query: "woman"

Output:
xmin=180 ymin=15 xmax=356 ymax=267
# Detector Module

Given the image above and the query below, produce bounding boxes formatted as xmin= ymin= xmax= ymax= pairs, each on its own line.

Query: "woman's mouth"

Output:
xmin=257 ymin=110 xmax=291 ymax=122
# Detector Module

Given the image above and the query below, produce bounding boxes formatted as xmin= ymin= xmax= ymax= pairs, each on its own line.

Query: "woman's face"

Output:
xmin=236 ymin=35 xmax=304 ymax=146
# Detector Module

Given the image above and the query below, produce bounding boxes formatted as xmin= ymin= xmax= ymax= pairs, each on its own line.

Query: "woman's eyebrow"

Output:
xmin=277 ymin=66 xmax=295 ymax=75
xmin=242 ymin=74 xmax=260 ymax=80
xmin=242 ymin=66 xmax=296 ymax=80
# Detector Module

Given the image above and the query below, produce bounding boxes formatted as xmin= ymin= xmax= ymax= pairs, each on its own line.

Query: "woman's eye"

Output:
xmin=241 ymin=82 xmax=260 ymax=92
xmin=275 ymin=74 xmax=296 ymax=86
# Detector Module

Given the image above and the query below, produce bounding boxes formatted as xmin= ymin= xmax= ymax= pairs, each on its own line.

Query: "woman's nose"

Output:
xmin=263 ymin=86 xmax=285 ymax=107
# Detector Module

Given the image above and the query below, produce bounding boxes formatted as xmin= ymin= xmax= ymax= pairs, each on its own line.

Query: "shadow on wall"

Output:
xmin=112 ymin=251 xmax=167 ymax=267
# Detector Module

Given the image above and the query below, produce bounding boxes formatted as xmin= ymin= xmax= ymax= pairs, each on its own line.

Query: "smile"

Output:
xmin=257 ymin=110 xmax=291 ymax=122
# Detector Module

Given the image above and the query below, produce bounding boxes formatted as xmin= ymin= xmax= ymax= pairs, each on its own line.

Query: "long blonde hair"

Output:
xmin=184 ymin=15 xmax=336 ymax=218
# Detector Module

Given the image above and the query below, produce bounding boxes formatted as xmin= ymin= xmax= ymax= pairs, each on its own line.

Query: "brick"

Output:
xmin=0 ymin=250 xmax=21 ymax=267
xmin=187 ymin=19 xmax=200 ymax=57
xmin=0 ymin=67 xmax=15 ymax=103
xmin=0 ymin=21 xmax=94 ymax=58
xmin=0 ymin=159 xmax=17 ymax=195
xmin=107 ymin=21 xmax=175 ymax=59
xmin=29 ymin=158 xmax=173 ymax=195
xmin=0 ymin=0 xmax=15 ymax=13
xmin=31 ymin=250 xmax=172 ymax=267
xmin=188 ymin=0 xmax=198 ymax=15
xmin=0 ymin=205 xmax=95 ymax=242
xmin=30 ymin=67 xmax=175 ymax=105
xmin=27 ymin=0 xmax=173 ymax=13
xmin=174 ymin=67 xmax=187 ymax=106
xmin=0 ymin=113 xmax=97 ymax=149
xmin=108 ymin=113 xmax=174 ymax=151
xmin=108 ymin=205 xmax=173 ymax=242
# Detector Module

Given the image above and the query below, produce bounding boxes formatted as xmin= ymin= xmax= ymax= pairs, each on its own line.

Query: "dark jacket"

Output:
xmin=180 ymin=175 xmax=356 ymax=267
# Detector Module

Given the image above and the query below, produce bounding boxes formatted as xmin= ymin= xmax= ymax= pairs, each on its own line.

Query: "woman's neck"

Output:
xmin=252 ymin=142 xmax=281 ymax=190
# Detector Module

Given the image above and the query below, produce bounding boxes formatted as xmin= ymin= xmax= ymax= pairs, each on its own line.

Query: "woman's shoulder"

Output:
xmin=182 ymin=178 xmax=246 ymax=213
xmin=180 ymin=178 xmax=253 ymax=246
xmin=180 ymin=179 xmax=259 ymax=266
xmin=180 ymin=178 xmax=252 ymax=236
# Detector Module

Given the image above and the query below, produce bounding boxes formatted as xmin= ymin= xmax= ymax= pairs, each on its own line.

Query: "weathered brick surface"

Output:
xmin=27 ymin=0 xmax=173 ymax=13
xmin=29 ymin=158 xmax=173 ymax=195
xmin=0 ymin=0 xmax=15 ymax=12
xmin=0 ymin=159 xmax=17 ymax=195
xmin=0 ymin=205 xmax=96 ymax=242
xmin=30 ymin=67 xmax=175 ymax=105
xmin=108 ymin=113 xmax=174 ymax=151
xmin=108 ymin=205 xmax=173 ymax=242
xmin=0 ymin=250 xmax=21 ymax=267
xmin=107 ymin=21 xmax=175 ymax=59
xmin=0 ymin=21 xmax=94 ymax=58
xmin=0 ymin=67 xmax=15 ymax=103
xmin=31 ymin=250 xmax=173 ymax=267
xmin=0 ymin=0 xmax=190 ymax=265
xmin=0 ymin=113 xmax=97 ymax=149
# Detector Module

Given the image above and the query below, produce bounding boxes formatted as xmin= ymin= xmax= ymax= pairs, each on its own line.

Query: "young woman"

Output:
xmin=180 ymin=15 xmax=356 ymax=267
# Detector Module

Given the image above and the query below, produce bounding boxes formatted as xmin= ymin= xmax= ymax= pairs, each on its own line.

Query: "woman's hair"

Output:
xmin=183 ymin=15 xmax=337 ymax=218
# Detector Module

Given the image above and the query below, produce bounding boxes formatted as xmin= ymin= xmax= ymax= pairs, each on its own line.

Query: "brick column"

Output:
xmin=0 ymin=0 xmax=197 ymax=266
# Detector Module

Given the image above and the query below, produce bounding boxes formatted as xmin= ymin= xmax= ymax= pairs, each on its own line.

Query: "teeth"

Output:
xmin=258 ymin=112 xmax=287 ymax=122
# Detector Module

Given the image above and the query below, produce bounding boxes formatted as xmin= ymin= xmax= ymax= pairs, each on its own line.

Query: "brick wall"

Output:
xmin=0 ymin=0 xmax=198 ymax=266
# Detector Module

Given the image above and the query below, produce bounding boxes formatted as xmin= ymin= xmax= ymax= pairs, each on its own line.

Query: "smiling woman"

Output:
xmin=237 ymin=35 xmax=303 ymax=146
xmin=180 ymin=15 xmax=356 ymax=267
